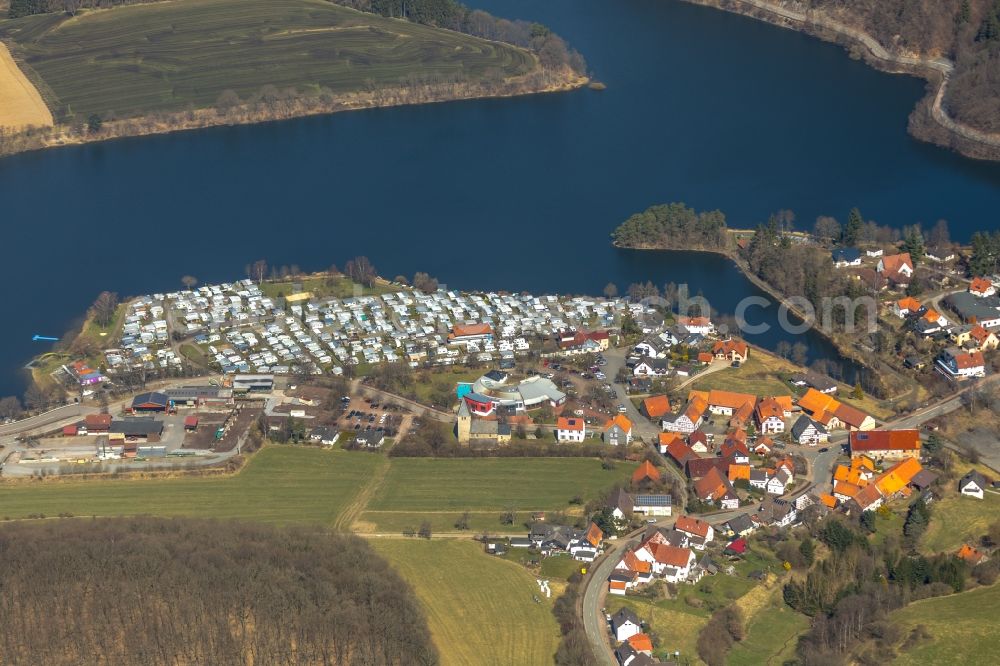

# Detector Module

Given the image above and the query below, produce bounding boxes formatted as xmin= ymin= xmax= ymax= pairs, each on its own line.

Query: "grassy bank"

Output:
xmin=891 ymin=582 xmax=1000 ymax=665
xmin=0 ymin=0 xmax=538 ymax=119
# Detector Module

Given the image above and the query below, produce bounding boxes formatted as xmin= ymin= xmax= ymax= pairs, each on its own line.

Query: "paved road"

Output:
xmin=581 ymin=533 xmax=641 ymax=666
xmin=603 ymin=347 xmax=690 ymax=507
xmin=0 ymin=404 xmax=93 ymax=438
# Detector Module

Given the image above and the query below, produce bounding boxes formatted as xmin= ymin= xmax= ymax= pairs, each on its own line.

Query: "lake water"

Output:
xmin=1 ymin=0 xmax=999 ymax=398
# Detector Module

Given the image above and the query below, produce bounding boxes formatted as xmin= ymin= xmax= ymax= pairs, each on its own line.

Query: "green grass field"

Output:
xmin=359 ymin=457 xmax=635 ymax=532
xmin=728 ymin=601 xmax=809 ymax=666
xmin=689 ymin=355 xmax=791 ymax=398
xmin=922 ymin=491 xmax=1000 ymax=554
xmin=891 ymin=583 xmax=1000 ymax=665
xmin=0 ymin=446 xmax=380 ymax=523
xmin=371 ymin=539 xmax=559 ymax=666
xmin=0 ymin=0 xmax=536 ymax=118
xmin=606 ymin=596 xmax=707 ymax=663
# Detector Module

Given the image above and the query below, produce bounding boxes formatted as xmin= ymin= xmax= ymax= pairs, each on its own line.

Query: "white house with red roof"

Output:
xmin=673 ymin=515 xmax=714 ymax=545
xmin=969 ymin=277 xmax=997 ymax=298
xmin=556 ymin=416 xmax=586 ymax=443
xmin=936 ymin=347 xmax=986 ymax=380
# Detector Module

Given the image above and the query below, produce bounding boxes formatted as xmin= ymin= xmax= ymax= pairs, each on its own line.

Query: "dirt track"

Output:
xmin=0 ymin=42 xmax=52 ymax=129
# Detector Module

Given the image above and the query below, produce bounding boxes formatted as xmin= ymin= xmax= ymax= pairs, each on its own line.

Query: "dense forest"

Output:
xmin=331 ymin=0 xmax=586 ymax=74
xmin=0 ymin=518 xmax=437 ymax=665
xmin=611 ymin=202 xmax=729 ymax=251
xmin=802 ymin=0 xmax=1000 ymax=133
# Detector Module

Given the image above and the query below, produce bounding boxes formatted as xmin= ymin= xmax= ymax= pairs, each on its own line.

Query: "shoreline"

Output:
xmin=679 ymin=0 xmax=1000 ymax=162
xmin=0 ymin=68 xmax=588 ymax=159
xmin=611 ymin=240 xmax=876 ymax=373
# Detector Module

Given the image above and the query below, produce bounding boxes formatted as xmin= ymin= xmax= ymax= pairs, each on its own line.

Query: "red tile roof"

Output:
xmin=557 ymin=417 xmax=584 ymax=431
xmin=675 ymin=515 xmax=712 ymax=539
xmin=642 ymin=395 xmax=671 ymax=418
xmin=850 ymin=430 xmax=920 ymax=453
xmin=632 ymin=460 xmax=661 ymax=484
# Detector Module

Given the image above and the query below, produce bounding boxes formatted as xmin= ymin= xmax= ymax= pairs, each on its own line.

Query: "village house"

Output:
xmin=694 ymin=389 xmax=757 ymax=417
xmin=925 ymin=246 xmax=955 ymax=263
xmin=641 ymin=395 xmax=672 ymax=420
xmin=766 ymin=470 xmax=791 ymax=496
xmin=936 ymin=347 xmax=986 ymax=380
xmin=756 ymin=497 xmax=797 ymax=527
xmin=661 ymin=394 xmax=707 ymax=434
xmin=797 ymin=388 xmax=876 ymax=431
xmin=877 ymin=253 xmax=914 ymax=285
xmin=611 ymin=608 xmax=643 ymax=642
xmin=790 ymin=371 xmax=838 ymax=394
xmin=959 ymin=470 xmax=989 ymax=500
xmin=712 ymin=339 xmax=749 ymax=364
xmin=632 ymin=460 xmax=661 ymax=485
xmin=791 ymin=414 xmax=828 ymax=446
xmin=849 ymin=429 xmax=920 ymax=462
xmin=556 ymin=416 xmax=586 ymax=443
xmin=674 ymin=515 xmax=714 ymax=547
xmin=694 ymin=467 xmax=739 ymax=509
xmin=604 ymin=414 xmax=634 ymax=446
xmin=723 ymin=513 xmax=756 ymax=538
xmin=662 ymin=437 xmax=698 ymax=469
xmin=957 ymin=544 xmax=990 ymax=567
xmin=608 ymin=488 xmax=634 ymax=522
xmin=832 ymin=248 xmax=862 ymax=267
xmin=635 ymin=541 xmax=698 ymax=582
xmin=969 ymin=277 xmax=997 ymax=298
xmin=688 ymin=430 xmax=710 ymax=453
xmin=632 ymin=357 xmax=670 ymax=377
xmin=969 ymin=325 xmax=999 ymax=352
xmin=676 ymin=315 xmax=714 ymax=336
xmin=894 ymin=296 xmax=924 ymax=318
xmin=755 ymin=397 xmax=786 ymax=434
xmin=633 ymin=494 xmax=673 ymax=517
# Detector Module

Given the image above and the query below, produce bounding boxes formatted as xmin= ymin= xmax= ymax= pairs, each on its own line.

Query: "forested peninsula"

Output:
xmin=680 ymin=0 xmax=1000 ymax=161
xmin=0 ymin=0 xmax=587 ymax=157
xmin=0 ymin=517 xmax=437 ymax=665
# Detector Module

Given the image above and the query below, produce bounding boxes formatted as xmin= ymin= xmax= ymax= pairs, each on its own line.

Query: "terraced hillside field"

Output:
xmin=0 ymin=0 xmax=537 ymax=118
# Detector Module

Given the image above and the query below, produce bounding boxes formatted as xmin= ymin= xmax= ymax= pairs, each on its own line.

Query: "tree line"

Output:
xmin=329 ymin=0 xmax=587 ymax=74
xmin=0 ymin=517 xmax=438 ymax=665
xmin=804 ymin=0 xmax=1000 ymax=136
xmin=7 ymin=0 xmax=158 ymax=18
xmin=781 ymin=505 xmax=987 ymax=664
xmin=611 ymin=202 xmax=729 ymax=251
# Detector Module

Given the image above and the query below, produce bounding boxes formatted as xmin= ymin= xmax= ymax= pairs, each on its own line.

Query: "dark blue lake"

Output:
xmin=1 ymin=0 xmax=999 ymax=398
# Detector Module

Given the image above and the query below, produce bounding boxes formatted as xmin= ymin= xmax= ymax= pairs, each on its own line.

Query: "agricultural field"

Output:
xmin=891 ymin=582 xmax=1000 ymax=665
xmin=0 ymin=41 xmax=51 ymax=128
xmin=359 ymin=457 xmax=636 ymax=533
xmin=0 ymin=0 xmax=537 ymax=118
xmin=0 ymin=446 xmax=380 ymax=523
xmin=371 ymin=539 xmax=560 ymax=666
xmin=921 ymin=490 xmax=1000 ymax=554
